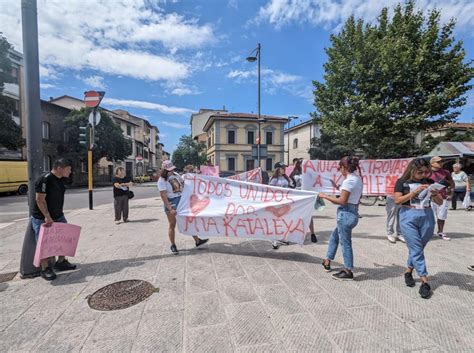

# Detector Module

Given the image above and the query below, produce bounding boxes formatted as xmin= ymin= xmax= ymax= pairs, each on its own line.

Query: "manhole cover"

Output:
xmin=87 ymin=280 xmax=158 ymax=311
xmin=0 ymin=271 xmax=18 ymax=283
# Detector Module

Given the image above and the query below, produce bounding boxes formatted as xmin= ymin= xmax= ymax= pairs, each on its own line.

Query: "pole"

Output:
xmin=287 ymin=122 xmax=290 ymax=165
xmin=88 ymin=132 xmax=93 ymax=210
xmin=21 ymin=0 xmax=43 ymax=215
xmin=257 ymin=43 xmax=261 ymax=169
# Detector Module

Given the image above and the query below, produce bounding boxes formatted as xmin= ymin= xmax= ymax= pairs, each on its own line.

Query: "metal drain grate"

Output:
xmin=87 ymin=280 xmax=158 ymax=311
xmin=0 ymin=271 xmax=18 ymax=283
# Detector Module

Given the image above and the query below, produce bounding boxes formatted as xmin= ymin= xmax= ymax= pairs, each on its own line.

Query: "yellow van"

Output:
xmin=0 ymin=161 xmax=28 ymax=195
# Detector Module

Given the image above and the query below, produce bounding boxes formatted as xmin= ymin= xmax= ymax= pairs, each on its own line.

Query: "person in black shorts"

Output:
xmin=30 ymin=158 xmax=77 ymax=281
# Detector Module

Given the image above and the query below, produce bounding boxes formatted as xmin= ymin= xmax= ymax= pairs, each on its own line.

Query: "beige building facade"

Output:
xmin=190 ymin=108 xmax=227 ymax=143
xmin=284 ymin=120 xmax=321 ymax=164
xmin=203 ymin=113 xmax=288 ymax=173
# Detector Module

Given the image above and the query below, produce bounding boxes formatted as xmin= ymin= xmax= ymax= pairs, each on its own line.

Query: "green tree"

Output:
xmin=313 ymin=1 xmax=473 ymax=158
xmin=63 ymin=108 xmax=132 ymax=163
xmin=172 ymin=134 xmax=207 ymax=170
xmin=0 ymin=34 xmax=23 ymax=150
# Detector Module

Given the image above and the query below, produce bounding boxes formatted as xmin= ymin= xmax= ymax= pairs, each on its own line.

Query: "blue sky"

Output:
xmin=1 ymin=0 xmax=473 ymax=154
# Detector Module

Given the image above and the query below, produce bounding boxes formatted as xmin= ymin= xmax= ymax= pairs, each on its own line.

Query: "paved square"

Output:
xmin=0 ymin=197 xmax=472 ymax=352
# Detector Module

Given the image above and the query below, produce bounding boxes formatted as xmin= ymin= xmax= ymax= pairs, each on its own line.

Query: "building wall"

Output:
xmin=207 ymin=119 xmax=286 ymax=173
xmin=191 ymin=109 xmax=226 ymax=139
xmin=284 ymin=122 xmax=320 ymax=163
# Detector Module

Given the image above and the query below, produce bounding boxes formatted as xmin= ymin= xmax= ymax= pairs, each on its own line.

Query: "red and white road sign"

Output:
xmin=84 ymin=91 xmax=101 ymax=108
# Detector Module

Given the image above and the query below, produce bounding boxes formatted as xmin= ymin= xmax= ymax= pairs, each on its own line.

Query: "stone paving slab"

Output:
xmin=0 ymin=196 xmax=473 ymax=352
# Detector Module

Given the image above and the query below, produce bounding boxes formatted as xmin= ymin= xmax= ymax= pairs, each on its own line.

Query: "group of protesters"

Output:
xmin=23 ymin=154 xmax=472 ymax=300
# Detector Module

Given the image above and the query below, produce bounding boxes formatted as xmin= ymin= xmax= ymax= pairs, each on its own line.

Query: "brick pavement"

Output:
xmin=0 ymin=197 xmax=473 ymax=352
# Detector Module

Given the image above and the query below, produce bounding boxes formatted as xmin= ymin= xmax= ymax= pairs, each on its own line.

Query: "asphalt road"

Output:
xmin=0 ymin=182 xmax=159 ymax=224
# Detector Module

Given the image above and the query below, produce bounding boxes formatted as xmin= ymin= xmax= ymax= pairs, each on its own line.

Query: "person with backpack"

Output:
xmin=158 ymin=160 xmax=208 ymax=255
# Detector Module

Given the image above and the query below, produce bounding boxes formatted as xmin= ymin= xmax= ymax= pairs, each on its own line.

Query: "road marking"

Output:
xmin=0 ymin=223 xmax=14 ymax=230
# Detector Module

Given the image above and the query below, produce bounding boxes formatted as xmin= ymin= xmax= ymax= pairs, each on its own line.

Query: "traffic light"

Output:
xmin=79 ymin=126 xmax=88 ymax=146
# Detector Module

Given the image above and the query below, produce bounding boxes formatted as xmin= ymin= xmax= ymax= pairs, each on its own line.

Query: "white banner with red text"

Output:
xmin=301 ymin=158 xmax=412 ymax=195
xmin=176 ymin=174 xmax=316 ymax=244
xmin=227 ymin=168 xmax=263 ymax=184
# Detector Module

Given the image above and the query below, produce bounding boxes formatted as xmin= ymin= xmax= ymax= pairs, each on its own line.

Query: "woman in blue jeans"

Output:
xmin=394 ymin=158 xmax=443 ymax=299
xmin=319 ymin=156 xmax=363 ymax=281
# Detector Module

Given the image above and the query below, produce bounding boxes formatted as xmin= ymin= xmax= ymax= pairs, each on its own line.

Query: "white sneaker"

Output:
xmin=437 ymin=232 xmax=451 ymax=241
xmin=397 ymin=234 xmax=406 ymax=243
xmin=115 ymin=220 xmax=121 ymax=225
xmin=271 ymin=240 xmax=280 ymax=249
xmin=387 ymin=235 xmax=397 ymax=243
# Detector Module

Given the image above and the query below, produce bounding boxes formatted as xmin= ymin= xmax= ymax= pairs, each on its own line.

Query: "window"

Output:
xmin=266 ymin=131 xmax=273 ymax=145
xmin=42 ymin=122 xmax=50 ymax=140
xmin=81 ymin=161 xmax=87 ymax=173
xmin=43 ymin=155 xmax=51 ymax=171
xmin=136 ymin=144 xmax=143 ymax=157
xmin=266 ymin=158 xmax=273 ymax=171
xmin=293 ymin=138 xmax=298 ymax=149
xmin=228 ymin=157 xmax=235 ymax=171
xmin=246 ymin=159 xmax=255 ymax=171
xmin=11 ymin=67 xmax=19 ymax=84
xmin=228 ymin=130 xmax=235 ymax=144
xmin=11 ymin=101 xmax=19 ymax=118
xmin=126 ymin=125 xmax=132 ymax=136
xmin=247 ymin=131 xmax=255 ymax=145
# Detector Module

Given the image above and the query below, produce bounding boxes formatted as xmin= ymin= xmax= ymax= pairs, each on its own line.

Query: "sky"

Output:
xmin=1 ymin=0 xmax=473 ymax=154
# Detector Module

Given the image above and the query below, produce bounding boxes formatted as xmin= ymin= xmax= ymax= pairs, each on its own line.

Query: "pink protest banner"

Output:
xmin=176 ymin=174 xmax=316 ymax=244
xmin=227 ymin=168 xmax=263 ymax=184
xmin=33 ymin=223 xmax=81 ymax=267
xmin=301 ymin=158 xmax=412 ymax=195
xmin=285 ymin=165 xmax=295 ymax=177
xmin=200 ymin=165 xmax=220 ymax=177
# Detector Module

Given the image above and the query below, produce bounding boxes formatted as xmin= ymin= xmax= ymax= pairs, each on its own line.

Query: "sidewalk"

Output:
xmin=0 ymin=197 xmax=473 ymax=352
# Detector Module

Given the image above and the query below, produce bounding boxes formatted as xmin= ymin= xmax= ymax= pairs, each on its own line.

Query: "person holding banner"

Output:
xmin=394 ymin=158 xmax=443 ymax=299
xmin=319 ymin=156 xmax=363 ymax=281
xmin=30 ymin=158 xmax=77 ymax=281
xmin=269 ymin=162 xmax=293 ymax=249
xmin=158 ymin=160 xmax=209 ymax=255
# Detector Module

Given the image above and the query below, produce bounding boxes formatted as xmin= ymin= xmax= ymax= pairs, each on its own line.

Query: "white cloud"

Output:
xmin=0 ymin=0 xmax=215 ymax=82
xmin=255 ymin=0 xmax=474 ymax=32
xmin=103 ymin=98 xmax=194 ymax=116
xmin=40 ymin=83 xmax=56 ymax=89
xmin=78 ymin=75 xmax=106 ymax=89
xmin=162 ymin=121 xmax=189 ymax=129
xmin=227 ymin=67 xmax=308 ymax=99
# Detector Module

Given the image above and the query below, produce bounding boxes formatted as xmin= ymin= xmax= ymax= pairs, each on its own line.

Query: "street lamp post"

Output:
xmin=286 ymin=116 xmax=298 ymax=165
xmin=246 ymin=43 xmax=264 ymax=168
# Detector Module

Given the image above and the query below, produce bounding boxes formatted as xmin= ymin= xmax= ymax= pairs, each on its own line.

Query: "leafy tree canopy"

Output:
xmin=171 ymin=134 xmax=207 ymax=170
xmin=0 ymin=34 xmax=23 ymax=150
xmin=313 ymin=1 xmax=473 ymax=158
xmin=63 ymin=108 xmax=132 ymax=164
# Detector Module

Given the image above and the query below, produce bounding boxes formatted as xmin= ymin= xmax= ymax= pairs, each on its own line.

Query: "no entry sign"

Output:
xmin=84 ymin=91 xmax=103 ymax=108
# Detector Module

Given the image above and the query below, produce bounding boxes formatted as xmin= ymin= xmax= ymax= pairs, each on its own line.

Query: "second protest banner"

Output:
xmin=227 ymin=167 xmax=263 ymax=183
xmin=177 ymin=174 xmax=316 ymax=244
xmin=302 ymin=158 xmax=412 ymax=195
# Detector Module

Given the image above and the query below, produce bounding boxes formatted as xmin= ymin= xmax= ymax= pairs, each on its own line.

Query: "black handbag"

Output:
xmin=128 ymin=190 xmax=135 ymax=199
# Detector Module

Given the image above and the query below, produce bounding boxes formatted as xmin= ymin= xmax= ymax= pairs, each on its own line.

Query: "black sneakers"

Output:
xmin=311 ymin=234 xmax=317 ymax=243
xmin=332 ymin=270 xmax=354 ymax=281
xmin=54 ymin=259 xmax=77 ymax=272
xmin=195 ymin=238 xmax=209 ymax=247
xmin=419 ymin=282 xmax=432 ymax=299
xmin=404 ymin=272 xmax=416 ymax=287
xmin=41 ymin=267 xmax=56 ymax=281
xmin=322 ymin=260 xmax=331 ymax=272
xmin=170 ymin=244 xmax=179 ymax=255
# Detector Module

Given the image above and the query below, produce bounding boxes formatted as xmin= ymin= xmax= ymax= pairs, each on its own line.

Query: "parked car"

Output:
xmin=0 ymin=161 xmax=28 ymax=195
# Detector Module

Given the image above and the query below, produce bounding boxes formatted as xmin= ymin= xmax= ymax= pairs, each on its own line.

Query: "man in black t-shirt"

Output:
xmin=30 ymin=158 xmax=76 ymax=281
xmin=112 ymin=167 xmax=133 ymax=223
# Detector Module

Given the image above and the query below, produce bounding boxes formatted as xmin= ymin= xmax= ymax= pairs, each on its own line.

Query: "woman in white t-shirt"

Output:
xmin=319 ymin=156 xmax=363 ymax=281
xmin=157 ymin=160 xmax=208 ymax=255
xmin=451 ymin=163 xmax=470 ymax=210
xmin=268 ymin=162 xmax=293 ymax=249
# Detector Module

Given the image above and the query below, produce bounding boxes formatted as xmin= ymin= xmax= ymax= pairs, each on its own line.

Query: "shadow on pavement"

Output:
xmin=123 ymin=218 xmax=159 ymax=223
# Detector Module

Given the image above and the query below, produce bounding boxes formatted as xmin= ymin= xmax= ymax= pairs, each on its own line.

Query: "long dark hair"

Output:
xmin=160 ymin=169 xmax=171 ymax=180
xmin=271 ymin=166 xmax=291 ymax=184
xmin=339 ymin=156 xmax=361 ymax=175
xmin=399 ymin=158 xmax=430 ymax=181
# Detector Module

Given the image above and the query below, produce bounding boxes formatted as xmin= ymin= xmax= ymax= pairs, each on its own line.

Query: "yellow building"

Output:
xmin=203 ymin=113 xmax=288 ymax=173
